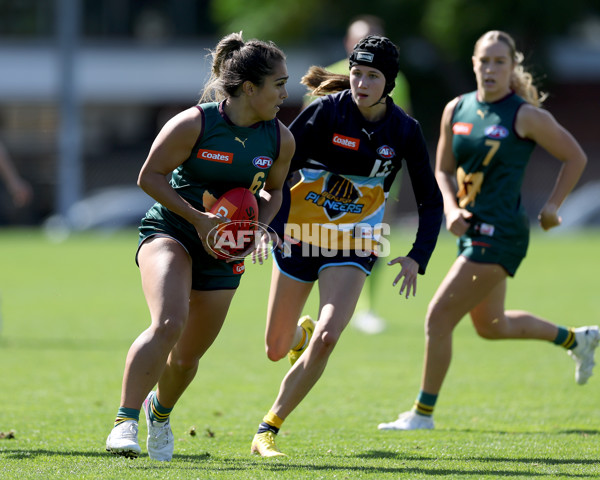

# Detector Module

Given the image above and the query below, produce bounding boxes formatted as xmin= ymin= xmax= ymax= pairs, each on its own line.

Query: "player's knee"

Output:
xmin=471 ymin=313 xmax=508 ymax=340
xmin=425 ymin=297 xmax=466 ymax=340
xmin=152 ymin=317 xmax=186 ymax=345
xmin=424 ymin=308 xmax=450 ymax=339
xmin=166 ymin=347 xmax=199 ymax=374
xmin=265 ymin=343 xmax=287 ymax=362
xmin=173 ymin=356 xmax=199 ymax=374
xmin=472 ymin=318 xmax=505 ymax=339
xmin=264 ymin=333 xmax=293 ymax=361
xmin=316 ymin=329 xmax=340 ymax=350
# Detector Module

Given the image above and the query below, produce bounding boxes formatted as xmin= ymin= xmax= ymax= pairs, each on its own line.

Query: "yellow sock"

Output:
xmin=263 ymin=410 xmax=284 ymax=429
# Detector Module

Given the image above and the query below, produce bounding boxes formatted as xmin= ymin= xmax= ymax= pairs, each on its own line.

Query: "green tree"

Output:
xmin=210 ymin=0 xmax=595 ymax=62
xmin=210 ymin=0 xmax=324 ymax=44
xmin=207 ymin=0 xmax=598 ymax=137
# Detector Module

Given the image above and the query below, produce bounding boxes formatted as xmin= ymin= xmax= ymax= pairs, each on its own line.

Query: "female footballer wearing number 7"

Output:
xmin=378 ymin=30 xmax=598 ymax=431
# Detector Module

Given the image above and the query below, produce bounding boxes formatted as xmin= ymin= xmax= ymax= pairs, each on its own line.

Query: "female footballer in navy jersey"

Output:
xmin=105 ymin=32 xmax=294 ymax=461
xmin=250 ymin=35 xmax=443 ymax=456
xmin=378 ymin=30 xmax=597 ymax=432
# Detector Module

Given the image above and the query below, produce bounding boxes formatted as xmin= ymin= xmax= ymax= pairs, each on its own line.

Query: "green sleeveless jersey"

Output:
xmin=451 ymin=91 xmax=535 ymax=241
xmin=138 ymin=102 xmax=280 ymax=287
xmin=170 ymin=101 xmax=279 ymax=212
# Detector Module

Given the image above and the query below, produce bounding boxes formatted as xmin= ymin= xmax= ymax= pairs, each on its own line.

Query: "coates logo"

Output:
xmin=452 ymin=122 xmax=473 ymax=135
xmin=253 ymin=156 xmax=273 ymax=169
xmin=198 ymin=149 xmax=233 ymax=164
xmin=485 ymin=125 xmax=509 ymax=139
xmin=207 ymin=220 xmax=277 ymax=261
xmin=332 ymin=133 xmax=360 ymax=151
xmin=377 ymin=145 xmax=395 ymax=159
xmin=233 ymin=263 xmax=245 ymax=274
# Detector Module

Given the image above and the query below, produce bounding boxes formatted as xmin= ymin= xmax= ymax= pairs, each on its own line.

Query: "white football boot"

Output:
xmin=106 ymin=420 xmax=141 ymax=458
xmin=568 ymin=326 xmax=600 ymax=385
xmin=143 ymin=392 xmax=175 ymax=461
xmin=378 ymin=410 xmax=434 ymax=430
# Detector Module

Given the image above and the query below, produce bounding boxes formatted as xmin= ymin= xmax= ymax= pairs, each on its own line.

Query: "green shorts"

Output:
xmin=137 ymin=204 xmax=245 ymax=290
xmin=458 ymin=228 xmax=529 ymax=277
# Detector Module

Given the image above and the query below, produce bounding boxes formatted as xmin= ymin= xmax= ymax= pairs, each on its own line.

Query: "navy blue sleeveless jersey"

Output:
xmin=274 ymin=90 xmax=442 ymax=274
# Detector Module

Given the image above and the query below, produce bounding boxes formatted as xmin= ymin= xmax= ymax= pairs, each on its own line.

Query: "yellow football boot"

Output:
xmin=251 ymin=431 xmax=286 ymax=457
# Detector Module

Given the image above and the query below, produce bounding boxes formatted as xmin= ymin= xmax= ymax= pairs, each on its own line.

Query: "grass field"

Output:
xmin=0 ymin=227 xmax=599 ymax=479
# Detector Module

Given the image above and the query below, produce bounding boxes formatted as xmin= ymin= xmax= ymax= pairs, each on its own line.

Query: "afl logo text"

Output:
xmin=377 ymin=145 xmax=395 ymax=159
xmin=253 ymin=156 xmax=273 ymax=169
xmin=485 ymin=125 xmax=509 ymax=139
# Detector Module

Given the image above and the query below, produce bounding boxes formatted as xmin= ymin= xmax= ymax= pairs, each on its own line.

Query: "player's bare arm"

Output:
xmin=435 ymin=97 xmax=472 ymax=236
xmin=138 ymin=107 xmax=225 ymax=250
xmin=516 ymin=104 xmax=587 ymax=230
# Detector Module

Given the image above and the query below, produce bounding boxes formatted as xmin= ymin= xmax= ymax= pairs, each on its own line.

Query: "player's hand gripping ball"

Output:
xmin=209 ymin=187 xmax=259 ymax=259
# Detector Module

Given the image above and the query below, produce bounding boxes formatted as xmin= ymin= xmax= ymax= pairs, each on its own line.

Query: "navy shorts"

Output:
xmin=273 ymin=240 xmax=378 ymax=283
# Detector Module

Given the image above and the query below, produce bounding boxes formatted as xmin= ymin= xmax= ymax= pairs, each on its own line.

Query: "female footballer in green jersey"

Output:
xmin=105 ymin=32 xmax=294 ymax=460
xmin=378 ymin=30 xmax=597 ymax=431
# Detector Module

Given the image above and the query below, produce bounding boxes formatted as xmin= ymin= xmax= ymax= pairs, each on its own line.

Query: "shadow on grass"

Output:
xmin=1 ymin=449 xmax=111 ymax=460
xmin=222 ymin=460 xmax=598 ymax=478
xmin=358 ymin=449 xmax=599 ymax=465
xmin=559 ymin=429 xmax=600 ymax=435
xmin=1 ymin=449 xmax=598 ymax=478
xmin=445 ymin=429 xmax=600 ymax=436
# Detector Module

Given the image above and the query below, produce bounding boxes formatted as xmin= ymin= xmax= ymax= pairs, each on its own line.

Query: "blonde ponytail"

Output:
xmin=510 ymin=51 xmax=547 ymax=107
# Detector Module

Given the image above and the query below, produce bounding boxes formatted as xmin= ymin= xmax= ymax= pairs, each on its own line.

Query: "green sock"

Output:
xmin=149 ymin=392 xmax=173 ymax=423
xmin=413 ymin=391 xmax=438 ymax=417
xmin=114 ymin=407 xmax=140 ymax=426
xmin=553 ymin=326 xmax=577 ymax=349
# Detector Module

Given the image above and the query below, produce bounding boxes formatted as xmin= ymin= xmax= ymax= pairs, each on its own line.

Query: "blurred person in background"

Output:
xmin=105 ymin=32 xmax=293 ymax=461
xmin=0 ymin=141 xmax=32 ymax=210
xmin=250 ymin=35 xmax=443 ymax=457
xmin=378 ymin=30 xmax=597 ymax=432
